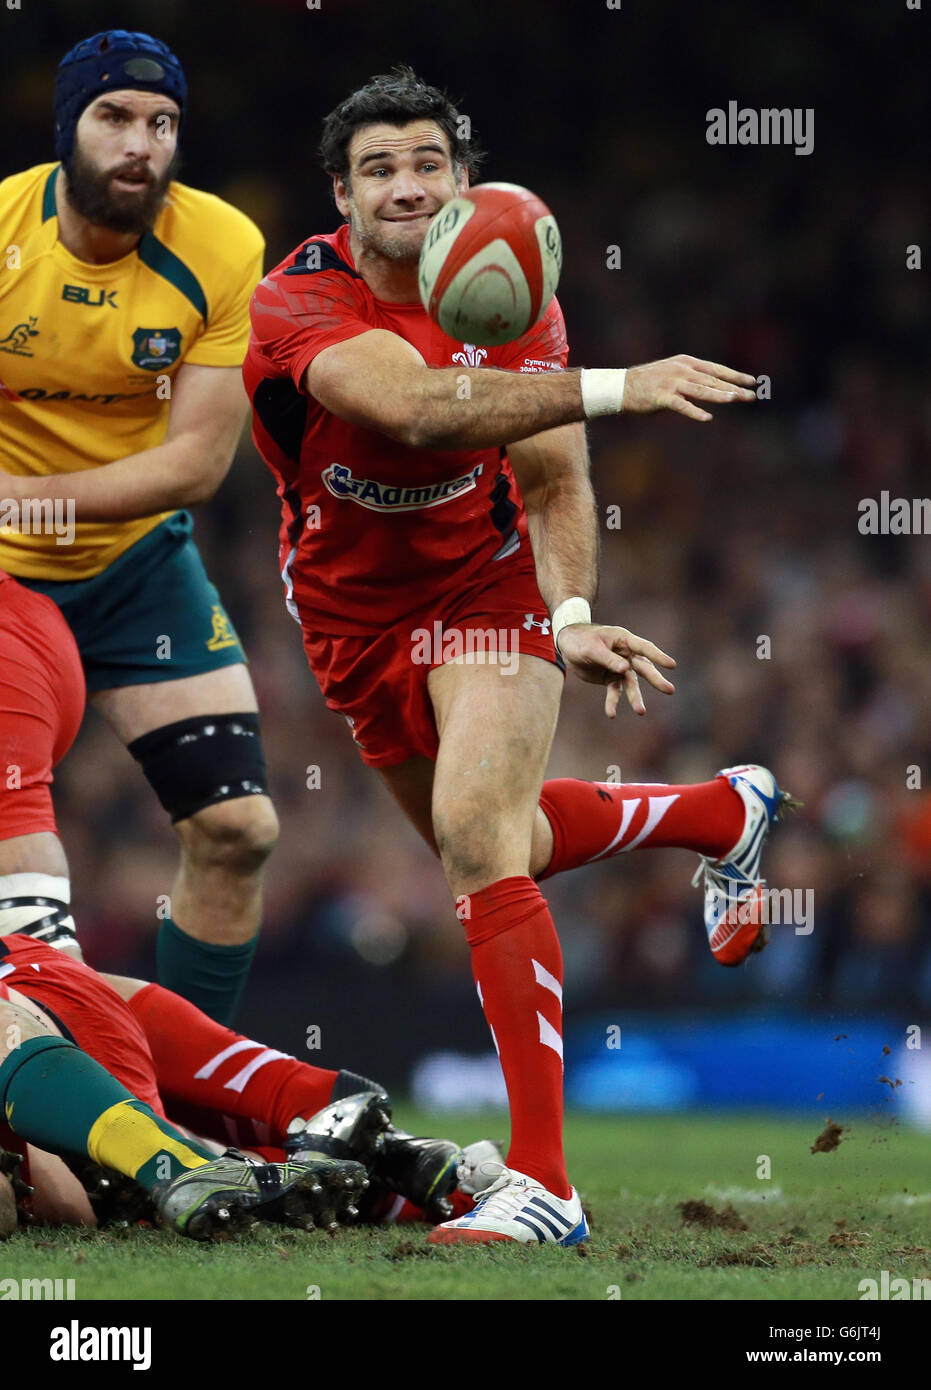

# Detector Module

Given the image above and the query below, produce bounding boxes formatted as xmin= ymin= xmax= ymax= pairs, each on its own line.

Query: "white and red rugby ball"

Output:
xmin=418 ymin=182 xmax=562 ymax=346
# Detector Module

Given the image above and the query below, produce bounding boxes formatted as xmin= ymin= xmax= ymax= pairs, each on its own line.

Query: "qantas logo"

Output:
xmin=321 ymin=462 xmax=483 ymax=512
xmin=12 ymin=387 xmax=138 ymax=404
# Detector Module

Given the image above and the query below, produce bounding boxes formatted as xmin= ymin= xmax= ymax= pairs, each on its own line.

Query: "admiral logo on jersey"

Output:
xmin=244 ymin=220 xmax=569 ymax=636
xmin=322 ymin=461 xmax=484 ymax=512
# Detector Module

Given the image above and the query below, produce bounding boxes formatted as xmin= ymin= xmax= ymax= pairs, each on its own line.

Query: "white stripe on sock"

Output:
xmin=195 ymin=1038 xmax=263 ymax=1080
xmin=225 ymin=1049 xmax=290 ymax=1094
xmin=585 ymin=798 xmax=640 ymax=862
xmin=532 ymin=957 xmax=563 ymax=1003
xmin=621 ymin=794 xmax=680 ymax=852
xmin=385 ymin=1194 xmax=407 ymax=1223
xmin=537 ymin=1010 xmax=564 ymax=1061
xmin=475 ymin=979 xmax=501 ymax=1054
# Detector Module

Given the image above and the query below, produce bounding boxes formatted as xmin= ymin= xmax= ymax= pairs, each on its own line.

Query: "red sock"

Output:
xmin=462 ymin=876 xmax=569 ymax=1199
xmin=537 ymin=777 xmax=745 ymax=878
xmin=128 ymin=983 xmax=339 ymax=1146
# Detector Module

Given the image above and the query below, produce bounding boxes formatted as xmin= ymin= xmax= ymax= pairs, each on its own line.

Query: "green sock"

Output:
xmin=0 ymin=1035 xmax=215 ymax=1190
xmin=156 ymin=917 xmax=259 ymax=1026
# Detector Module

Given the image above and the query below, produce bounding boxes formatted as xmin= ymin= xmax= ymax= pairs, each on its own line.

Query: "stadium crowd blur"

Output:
xmin=4 ymin=1 xmax=928 ymax=1076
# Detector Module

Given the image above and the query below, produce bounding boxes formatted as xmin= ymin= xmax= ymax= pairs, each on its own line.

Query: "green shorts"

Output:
xmin=18 ymin=511 xmax=246 ymax=693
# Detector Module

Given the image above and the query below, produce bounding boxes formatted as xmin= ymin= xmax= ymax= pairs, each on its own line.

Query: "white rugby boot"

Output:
xmin=692 ymin=764 xmax=795 ymax=966
xmin=428 ymin=1159 xmax=588 ymax=1246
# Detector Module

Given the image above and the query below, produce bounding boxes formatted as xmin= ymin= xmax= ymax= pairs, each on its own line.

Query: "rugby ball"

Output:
xmin=418 ymin=183 xmax=562 ymax=346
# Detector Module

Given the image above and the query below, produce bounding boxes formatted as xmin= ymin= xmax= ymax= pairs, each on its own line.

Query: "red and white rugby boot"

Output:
xmin=692 ymin=764 xmax=795 ymax=967
xmin=428 ymin=1159 xmax=588 ymax=1247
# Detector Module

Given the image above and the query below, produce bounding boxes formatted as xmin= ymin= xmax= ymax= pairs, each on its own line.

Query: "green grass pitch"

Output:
xmin=2 ymin=1109 xmax=928 ymax=1301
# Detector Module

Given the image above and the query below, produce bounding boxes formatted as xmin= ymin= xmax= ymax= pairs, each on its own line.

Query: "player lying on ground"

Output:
xmin=0 ymin=571 xmax=466 ymax=1240
xmin=245 ymin=67 xmax=793 ymax=1246
xmin=0 ymin=932 xmax=478 ymax=1240
xmin=0 ymin=30 xmax=279 ymax=1026
xmin=0 ymin=944 xmax=364 ymax=1242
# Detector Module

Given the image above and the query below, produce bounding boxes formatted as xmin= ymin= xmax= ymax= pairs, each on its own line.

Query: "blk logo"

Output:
xmin=62 ymin=284 xmax=118 ymax=308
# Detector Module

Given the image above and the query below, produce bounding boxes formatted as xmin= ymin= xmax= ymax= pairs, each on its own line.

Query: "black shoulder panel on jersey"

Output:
xmin=253 ymin=375 xmax=309 ymax=464
xmin=281 ymin=483 xmax=303 ymax=547
xmin=283 ymin=239 xmax=362 ymax=279
xmin=42 ymin=165 xmax=60 ymax=221
xmin=138 ymin=232 xmax=208 ymax=320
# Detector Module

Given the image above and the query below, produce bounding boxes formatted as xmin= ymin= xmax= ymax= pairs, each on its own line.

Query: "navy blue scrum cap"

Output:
xmin=54 ymin=31 xmax=187 ymax=163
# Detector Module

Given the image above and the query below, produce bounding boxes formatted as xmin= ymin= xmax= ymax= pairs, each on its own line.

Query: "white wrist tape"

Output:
xmin=552 ymin=597 xmax=592 ymax=654
xmin=580 ymin=368 xmax=627 ymax=418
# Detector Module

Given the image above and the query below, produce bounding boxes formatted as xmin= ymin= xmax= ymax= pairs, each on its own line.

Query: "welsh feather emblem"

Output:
xmin=131 ymin=327 xmax=182 ymax=371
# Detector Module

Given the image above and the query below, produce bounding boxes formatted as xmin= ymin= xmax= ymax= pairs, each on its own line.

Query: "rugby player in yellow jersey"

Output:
xmin=0 ymin=32 xmax=278 ymax=1024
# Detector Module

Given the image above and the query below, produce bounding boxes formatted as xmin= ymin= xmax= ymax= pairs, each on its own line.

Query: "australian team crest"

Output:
xmin=131 ymin=327 xmax=182 ymax=371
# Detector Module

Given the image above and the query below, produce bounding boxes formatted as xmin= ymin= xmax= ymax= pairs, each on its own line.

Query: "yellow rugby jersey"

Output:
xmin=0 ymin=163 xmax=264 ymax=578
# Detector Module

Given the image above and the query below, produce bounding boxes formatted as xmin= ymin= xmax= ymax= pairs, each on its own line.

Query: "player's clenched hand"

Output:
xmin=556 ymin=624 xmax=676 ymax=717
xmin=623 ymin=355 xmax=756 ymax=423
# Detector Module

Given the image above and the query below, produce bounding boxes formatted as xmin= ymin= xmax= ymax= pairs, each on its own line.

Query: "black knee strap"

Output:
xmin=128 ymin=713 xmax=269 ymax=823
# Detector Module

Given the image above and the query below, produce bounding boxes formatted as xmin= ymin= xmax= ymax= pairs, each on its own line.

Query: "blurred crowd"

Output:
xmin=4 ymin=0 xmax=929 ymax=1055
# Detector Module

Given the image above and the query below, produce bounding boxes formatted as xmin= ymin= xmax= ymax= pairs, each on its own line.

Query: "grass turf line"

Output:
xmin=1 ymin=1111 xmax=929 ymax=1300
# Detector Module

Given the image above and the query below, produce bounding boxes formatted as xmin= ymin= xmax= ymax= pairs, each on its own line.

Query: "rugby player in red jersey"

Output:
xmin=0 ymin=930 xmax=471 ymax=1238
xmin=0 ymin=566 xmax=461 ymax=1237
xmin=0 ymin=567 xmax=342 ymax=1238
xmin=244 ymin=68 xmax=790 ymax=1245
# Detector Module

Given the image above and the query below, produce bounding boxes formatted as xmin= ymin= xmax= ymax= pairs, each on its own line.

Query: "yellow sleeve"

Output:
xmin=184 ymin=225 xmax=265 ymax=369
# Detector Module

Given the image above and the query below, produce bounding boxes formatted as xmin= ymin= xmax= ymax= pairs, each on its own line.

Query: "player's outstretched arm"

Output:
xmin=0 ymin=365 xmax=248 ymax=522
xmin=307 ymin=334 xmax=756 ymax=450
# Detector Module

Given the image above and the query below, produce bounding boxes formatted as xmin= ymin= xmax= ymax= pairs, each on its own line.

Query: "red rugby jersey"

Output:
xmin=244 ymin=222 xmax=568 ymax=635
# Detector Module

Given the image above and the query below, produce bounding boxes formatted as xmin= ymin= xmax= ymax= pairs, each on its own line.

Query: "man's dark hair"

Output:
xmin=320 ymin=65 xmax=484 ymax=184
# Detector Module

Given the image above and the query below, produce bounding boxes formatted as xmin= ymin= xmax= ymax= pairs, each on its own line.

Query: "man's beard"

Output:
xmin=63 ymin=144 xmax=180 ymax=236
xmin=348 ymin=197 xmax=427 ymax=265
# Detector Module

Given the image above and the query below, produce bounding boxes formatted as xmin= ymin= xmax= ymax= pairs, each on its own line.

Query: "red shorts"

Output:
xmin=0 ymin=935 xmax=164 ymax=1117
xmin=0 ymin=572 xmax=85 ymax=841
xmin=299 ymin=552 xmax=564 ymax=767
